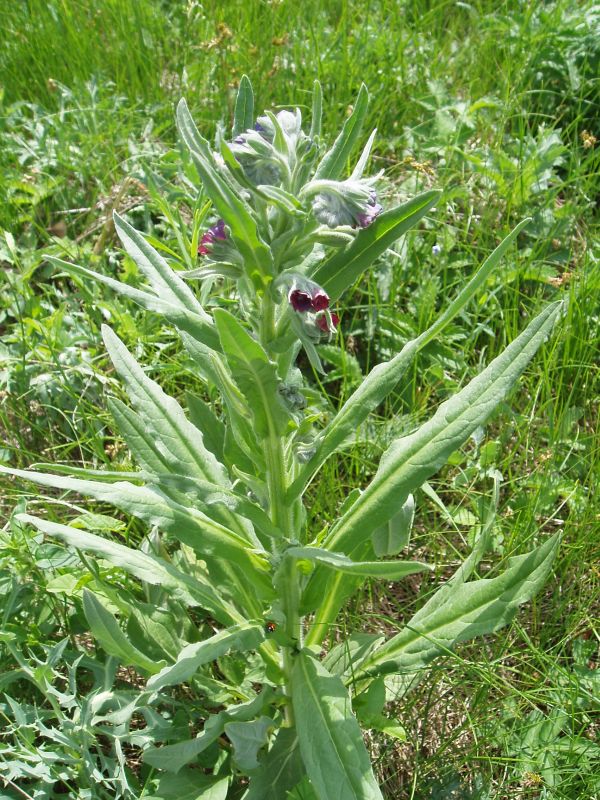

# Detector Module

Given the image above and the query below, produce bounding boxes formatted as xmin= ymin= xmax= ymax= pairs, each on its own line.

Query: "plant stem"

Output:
xmin=260 ymin=290 xmax=303 ymax=724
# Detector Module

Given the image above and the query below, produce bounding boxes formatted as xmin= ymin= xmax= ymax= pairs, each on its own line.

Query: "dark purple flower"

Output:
xmin=198 ymin=219 xmax=227 ymax=256
xmin=311 ymin=290 xmax=330 ymax=312
xmin=289 ymin=289 xmax=313 ymax=312
xmin=317 ymin=312 xmax=339 ymax=332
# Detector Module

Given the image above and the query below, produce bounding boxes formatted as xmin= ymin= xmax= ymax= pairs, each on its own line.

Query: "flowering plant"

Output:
xmin=2 ymin=78 xmax=561 ymax=798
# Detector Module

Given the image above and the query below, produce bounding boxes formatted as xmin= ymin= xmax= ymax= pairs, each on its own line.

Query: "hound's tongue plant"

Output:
xmin=3 ymin=77 xmax=562 ymax=799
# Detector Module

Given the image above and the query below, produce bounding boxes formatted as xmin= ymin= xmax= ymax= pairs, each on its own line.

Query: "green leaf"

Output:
xmin=214 ymin=309 xmax=291 ymax=439
xmin=244 ymin=727 xmax=305 ymax=800
xmin=82 ymin=589 xmax=164 ymax=674
xmin=151 ymin=772 xmax=229 ymax=800
xmin=306 ymin=302 xmax=561 ymax=645
xmin=108 ymin=397 xmax=173 ymax=475
xmin=186 ymin=393 xmax=226 ymax=463
xmin=113 ymin=212 xmax=205 ymax=316
xmin=288 ymin=219 xmax=531 ymax=501
xmin=151 ymin=473 xmax=283 ymax=543
xmin=371 ymin=494 xmax=415 ymax=557
xmin=143 ymin=691 xmax=273 ymax=772
xmin=177 ymin=99 xmax=274 ymax=285
xmin=291 ymin=651 xmax=384 ymax=800
xmin=0 ymin=466 xmax=270 ymax=582
xmin=147 ymin=623 xmax=266 ymax=691
xmin=323 ymin=633 xmax=384 ymax=681
xmin=225 ymin=715 xmax=273 ymax=771
xmin=287 ymin=546 xmax=430 ymax=580
xmin=16 ymin=513 xmax=236 ymax=618
xmin=310 ymin=189 xmax=440 ymax=301
xmin=48 ymin=256 xmax=221 ymax=352
xmin=233 ymin=75 xmax=254 ymax=137
xmin=103 ymin=325 xmax=230 ymax=488
xmin=357 ymin=533 xmax=560 ymax=681
xmin=323 ymin=302 xmax=561 ymax=564
xmin=314 ymin=84 xmax=369 ymax=180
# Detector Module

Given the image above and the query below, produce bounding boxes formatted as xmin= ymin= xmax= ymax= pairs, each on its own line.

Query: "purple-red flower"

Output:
xmin=311 ymin=290 xmax=330 ymax=312
xmin=198 ymin=219 xmax=227 ymax=256
xmin=289 ymin=289 xmax=314 ymax=312
xmin=316 ymin=312 xmax=339 ymax=332
xmin=289 ymin=286 xmax=330 ymax=313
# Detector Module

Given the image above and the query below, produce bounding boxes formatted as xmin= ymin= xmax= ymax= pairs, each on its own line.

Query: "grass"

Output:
xmin=1 ymin=0 xmax=599 ymax=798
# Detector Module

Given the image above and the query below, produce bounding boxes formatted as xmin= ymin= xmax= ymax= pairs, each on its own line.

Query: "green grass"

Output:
xmin=1 ymin=0 xmax=599 ymax=798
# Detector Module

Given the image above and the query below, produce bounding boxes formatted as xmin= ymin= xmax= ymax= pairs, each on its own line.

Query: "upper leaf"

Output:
xmin=314 ymin=84 xmax=369 ymax=181
xmin=310 ymin=190 xmax=440 ymax=301
xmin=214 ymin=309 xmax=292 ymax=439
xmin=323 ymin=302 xmax=561 ymax=558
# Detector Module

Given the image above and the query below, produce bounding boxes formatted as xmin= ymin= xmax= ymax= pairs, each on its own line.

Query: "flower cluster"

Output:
xmin=306 ymin=179 xmax=382 ymax=229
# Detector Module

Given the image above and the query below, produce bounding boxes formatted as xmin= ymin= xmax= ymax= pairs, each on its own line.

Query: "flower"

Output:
xmin=289 ymin=289 xmax=314 ymax=312
xmin=316 ymin=311 xmax=339 ymax=332
xmin=288 ymin=285 xmax=330 ymax=313
xmin=432 ymin=244 xmax=442 ymax=256
xmin=355 ymin=195 xmax=383 ymax=228
xmin=198 ymin=219 xmax=227 ymax=256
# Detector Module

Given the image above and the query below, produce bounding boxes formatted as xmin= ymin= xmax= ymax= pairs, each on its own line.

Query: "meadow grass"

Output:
xmin=0 ymin=0 xmax=599 ymax=797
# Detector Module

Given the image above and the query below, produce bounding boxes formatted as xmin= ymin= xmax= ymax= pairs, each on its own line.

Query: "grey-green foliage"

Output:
xmin=3 ymin=79 xmax=562 ymax=799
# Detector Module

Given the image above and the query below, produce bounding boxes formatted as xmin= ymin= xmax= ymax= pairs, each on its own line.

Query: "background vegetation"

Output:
xmin=0 ymin=1 xmax=598 ymax=797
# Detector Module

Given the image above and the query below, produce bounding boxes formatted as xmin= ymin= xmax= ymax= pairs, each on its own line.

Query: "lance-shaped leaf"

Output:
xmin=143 ymin=690 xmax=273 ymax=772
xmin=103 ymin=325 xmax=229 ymax=487
xmin=244 ymin=727 xmax=305 ymax=800
xmin=83 ymin=589 xmax=165 ymax=674
xmin=147 ymin=622 xmax=265 ymax=691
xmin=108 ymin=397 xmax=173 ymax=476
xmin=0 ymin=466 xmax=269 ymax=581
xmin=288 ymin=219 xmax=531 ymax=501
xmin=314 ymin=84 xmax=369 ymax=180
xmin=356 ymin=533 xmax=560 ymax=680
xmin=17 ymin=513 xmax=241 ymax=624
xmin=305 ymin=302 xmax=561 ymax=645
xmin=323 ymin=302 xmax=561 ymax=559
xmin=113 ymin=212 xmax=205 ymax=315
xmin=214 ymin=309 xmax=291 ymax=439
xmin=186 ymin=394 xmax=226 ymax=463
xmin=286 ymin=546 xmax=430 ymax=580
xmin=177 ymin=99 xmax=274 ymax=283
xmin=310 ymin=190 xmax=440 ymax=301
xmin=47 ymin=256 xmax=221 ymax=352
xmin=153 ymin=773 xmax=229 ymax=800
xmin=233 ymin=74 xmax=254 ymax=137
xmin=152 ymin=473 xmax=283 ymax=543
xmin=291 ymin=651 xmax=384 ymax=800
